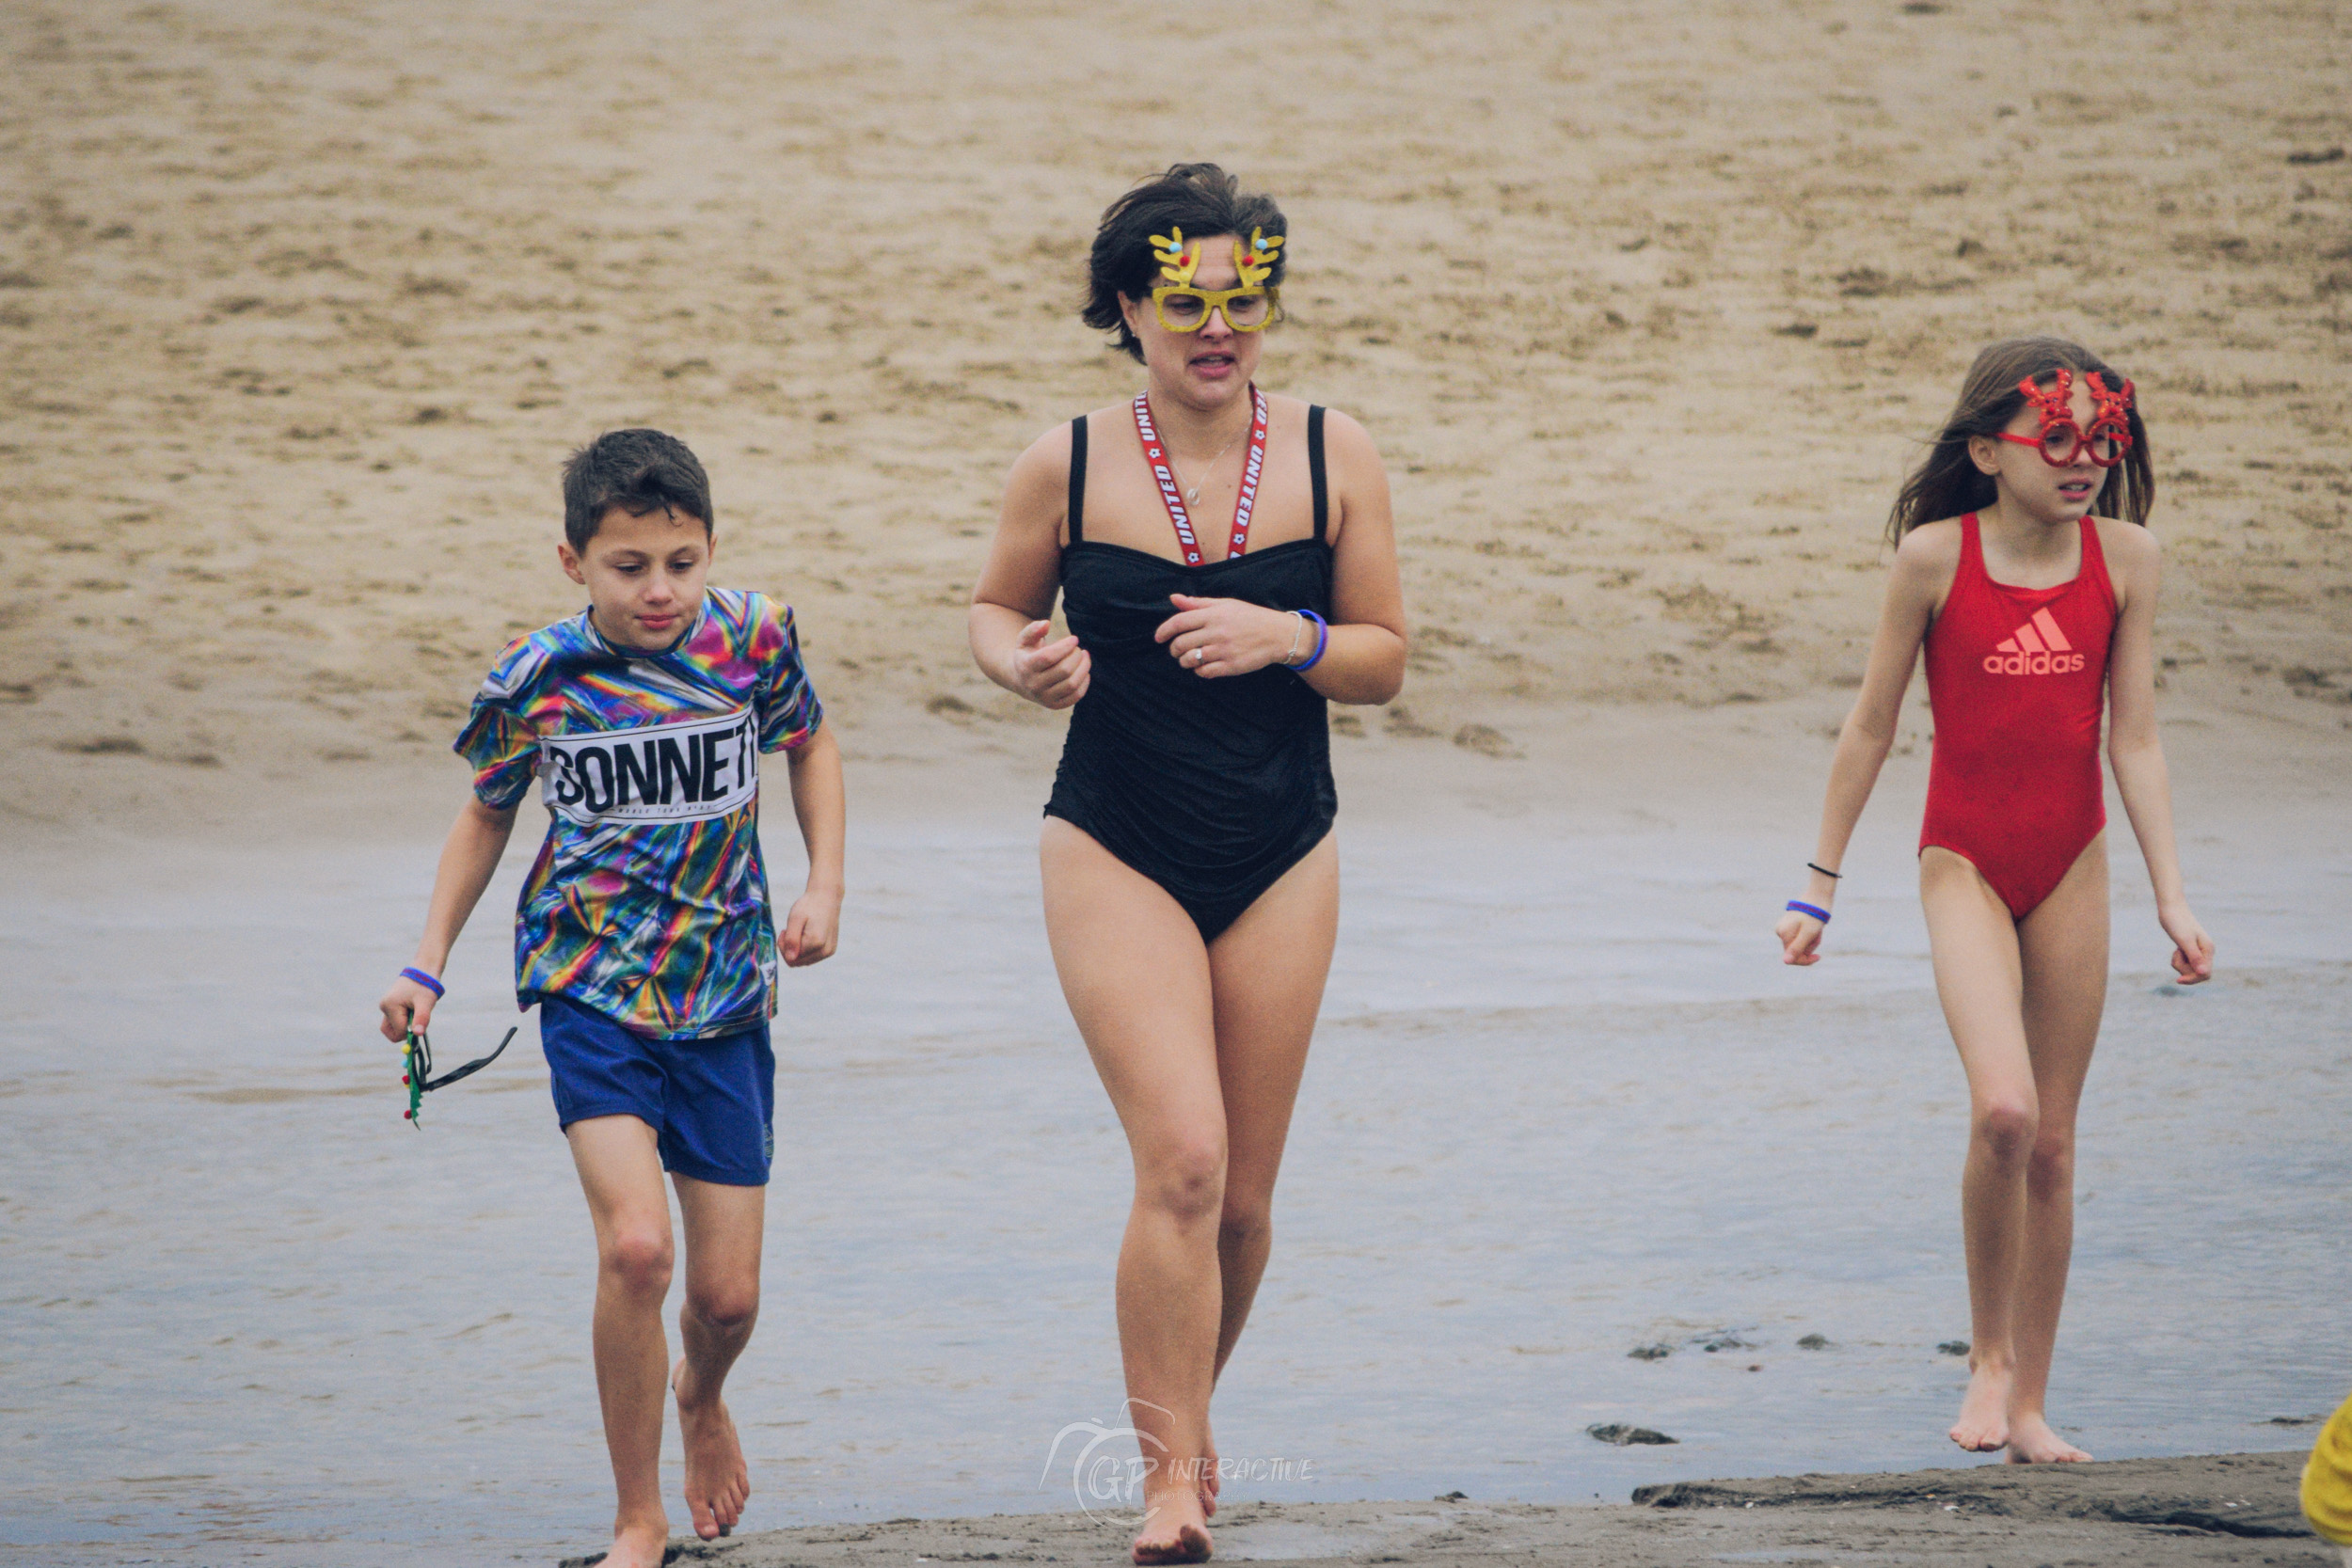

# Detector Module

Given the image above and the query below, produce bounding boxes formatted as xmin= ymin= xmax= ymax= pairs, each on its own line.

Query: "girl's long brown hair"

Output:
xmin=1887 ymin=336 xmax=2155 ymax=546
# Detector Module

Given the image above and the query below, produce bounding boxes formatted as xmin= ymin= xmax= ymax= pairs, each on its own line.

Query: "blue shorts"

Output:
xmin=538 ymin=996 xmax=776 ymax=1186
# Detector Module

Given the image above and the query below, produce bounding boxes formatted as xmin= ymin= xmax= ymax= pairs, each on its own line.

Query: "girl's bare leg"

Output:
xmin=1203 ymin=833 xmax=1339 ymax=1514
xmin=1920 ymin=847 xmax=2033 ymax=1452
xmin=2006 ymin=838 xmax=2107 ymax=1463
xmin=567 ymin=1116 xmax=678 ymax=1568
xmin=1041 ymin=821 xmax=1338 ymax=1562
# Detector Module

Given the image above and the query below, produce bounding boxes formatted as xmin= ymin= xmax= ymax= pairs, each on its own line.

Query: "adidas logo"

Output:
xmin=1982 ymin=608 xmax=2087 ymax=675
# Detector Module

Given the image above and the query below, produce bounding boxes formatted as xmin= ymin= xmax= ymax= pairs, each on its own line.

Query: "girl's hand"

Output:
xmin=1775 ymin=905 xmax=1828 ymax=966
xmin=2159 ymin=903 xmax=2214 ymax=985
xmin=378 ymin=975 xmax=440 ymax=1042
xmin=1007 ymin=619 xmax=1090 ymax=709
xmin=782 ymin=887 xmax=842 ymax=968
xmin=1155 ymin=594 xmax=1298 ymax=678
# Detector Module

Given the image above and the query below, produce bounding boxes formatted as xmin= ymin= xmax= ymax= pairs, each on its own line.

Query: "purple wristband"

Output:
xmin=1291 ymin=610 xmax=1329 ymax=673
xmin=399 ymin=967 xmax=446 ymax=999
xmin=1785 ymin=900 xmax=1831 ymax=924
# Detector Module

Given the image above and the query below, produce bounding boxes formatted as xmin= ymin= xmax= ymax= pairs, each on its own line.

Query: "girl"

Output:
xmin=1777 ymin=336 xmax=2214 ymax=1463
xmin=969 ymin=165 xmax=1406 ymax=1561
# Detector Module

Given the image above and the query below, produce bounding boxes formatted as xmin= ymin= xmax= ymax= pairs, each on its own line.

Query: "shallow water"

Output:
xmin=3 ymin=795 xmax=2346 ymax=1565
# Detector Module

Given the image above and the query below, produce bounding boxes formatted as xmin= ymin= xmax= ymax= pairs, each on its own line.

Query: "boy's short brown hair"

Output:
xmin=561 ymin=428 xmax=713 ymax=550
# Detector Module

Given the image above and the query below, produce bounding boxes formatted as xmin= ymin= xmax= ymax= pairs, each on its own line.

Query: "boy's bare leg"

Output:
xmin=671 ymin=1174 xmax=766 ymax=1539
xmin=568 ymin=1117 xmax=678 ymax=1568
xmin=2006 ymin=840 xmax=2107 ymax=1464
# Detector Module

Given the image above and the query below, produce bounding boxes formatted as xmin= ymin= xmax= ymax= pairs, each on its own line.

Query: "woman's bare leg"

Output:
xmin=1201 ymin=835 xmax=1339 ymax=1513
xmin=2006 ymin=837 xmax=2107 ymax=1463
xmin=1920 ymin=847 xmax=2034 ymax=1453
xmin=1042 ymin=819 xmax=1223 ymax=1563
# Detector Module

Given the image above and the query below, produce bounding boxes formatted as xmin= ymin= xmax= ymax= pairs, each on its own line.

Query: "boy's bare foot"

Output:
xmin=2005 ymin=1412 xmax=2092 ymax=1464
xmin=672 ymin=1356 xmax=750 ymax=1540
xmin=597 ymin=1516 xmax=672 ymax=1568
xmin=1948 ymin=1361 xmax=2012 ymax=1452
xmin=1132 ymin=1490 xmax=1214 ymax=1565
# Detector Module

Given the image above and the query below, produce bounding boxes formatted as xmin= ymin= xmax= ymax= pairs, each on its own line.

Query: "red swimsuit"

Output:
xmin=1919 ymin=512 xmax=2118 ymax=919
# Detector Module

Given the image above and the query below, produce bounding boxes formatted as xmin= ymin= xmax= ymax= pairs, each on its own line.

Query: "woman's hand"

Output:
xmin=1155 ymin=594 xmax=1299 ymax=678
xmin=1006 ymin=619 xmax=1090 ymax=708
xmin=1775 ymin=905 xmax=1828 ymax=966
xmin=2158 ymin=901 xmax=2214 ymax=984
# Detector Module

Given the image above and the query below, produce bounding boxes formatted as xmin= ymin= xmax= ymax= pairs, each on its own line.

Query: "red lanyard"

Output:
xmin=1132 ymin=387 xmax=1270 ymax=565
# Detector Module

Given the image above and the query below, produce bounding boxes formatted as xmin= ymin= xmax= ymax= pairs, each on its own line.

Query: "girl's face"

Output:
xmin=1119 ymin=233 xmax=1264 ymax=411
xmin=1969 ymin=376 xmax=2109 ymax=526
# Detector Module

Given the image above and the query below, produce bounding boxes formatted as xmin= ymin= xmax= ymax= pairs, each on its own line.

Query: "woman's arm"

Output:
xmin=377 ymin=794 xmax=521 ymax=1039
xmin=1776 ymin=526 xmax=1950 ymax=965
xmin=1154 ymin=409 xmax=1407 ymax=704
xmin=780 ymin=721 xmax=846 ymax=967
xmin=2101 ymin=521 xmax=2215 ymax=982
xmin=971 ymin=421 xmax=1091 ymax=709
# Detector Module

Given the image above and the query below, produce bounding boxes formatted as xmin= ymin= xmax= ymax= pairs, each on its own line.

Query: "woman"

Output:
xmin=970 ymin=164 xmax=1405 ymax=1562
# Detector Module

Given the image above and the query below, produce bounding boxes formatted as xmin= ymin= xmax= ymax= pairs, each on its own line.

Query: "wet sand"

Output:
xmin=566 ymin=1452 xmax=2328 ymax=1567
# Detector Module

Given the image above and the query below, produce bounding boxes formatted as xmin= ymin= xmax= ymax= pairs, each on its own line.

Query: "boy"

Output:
xmin=376 ymin=427 xmax=845 ymax=1568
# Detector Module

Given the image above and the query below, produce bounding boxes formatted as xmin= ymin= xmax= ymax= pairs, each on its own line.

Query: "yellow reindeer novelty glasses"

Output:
xmin=1148 ymin=226 xmax=1283 ymax=333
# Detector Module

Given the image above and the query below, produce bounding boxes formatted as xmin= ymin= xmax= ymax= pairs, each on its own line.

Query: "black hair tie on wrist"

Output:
xmin=1806 ymin=862 xmax=1843 ymax=879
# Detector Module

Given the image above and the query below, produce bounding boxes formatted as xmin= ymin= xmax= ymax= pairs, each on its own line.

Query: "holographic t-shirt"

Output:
xmin=455 ymin=587 xmax=822 ymax=1039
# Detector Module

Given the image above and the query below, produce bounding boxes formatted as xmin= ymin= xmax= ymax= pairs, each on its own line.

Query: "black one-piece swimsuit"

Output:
xmin=1044 ymin=406 xmax=1338 ymax=941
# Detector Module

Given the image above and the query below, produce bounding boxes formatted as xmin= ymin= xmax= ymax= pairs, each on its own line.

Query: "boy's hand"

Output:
xmin=379 ymin=975 xmax=440 ymax=1041
xmin=780 ymin=887 xmax=841 ymax=968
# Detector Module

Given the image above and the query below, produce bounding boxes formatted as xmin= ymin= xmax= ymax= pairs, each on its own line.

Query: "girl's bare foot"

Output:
xmin=1949 ymin=1360 xmax=2013 ymax=1452
xmin=599 ymin=1516 xmax=671 ymax=1568
xmin=2005 ymin=1412 xmax=2092 ymax=1464
xmin=1132 ymin=1487 xmax=1214 ymax=1565
xmin=672 ymin=1356 xmax=750 ymax=1540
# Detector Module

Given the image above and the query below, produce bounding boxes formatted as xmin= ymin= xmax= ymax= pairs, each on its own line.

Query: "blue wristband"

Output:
xmin=1786 ymin=900 xmax=1832 ymax=924
xmin=399 ymin=967 xmax=447 ymax=999
xmin=1291 ymin=609 xmax=1329 ymax=673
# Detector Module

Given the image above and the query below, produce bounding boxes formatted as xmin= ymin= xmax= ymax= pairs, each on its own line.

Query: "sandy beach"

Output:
xmin=564 ymin=1452 xmax=2329 ymax=1567
xmin=4 ymin=1 xmax=2349 ymax=1564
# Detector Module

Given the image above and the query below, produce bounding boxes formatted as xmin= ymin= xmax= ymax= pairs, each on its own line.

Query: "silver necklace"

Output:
xmin=1167 ymin=424 xmax=1246 ymax=506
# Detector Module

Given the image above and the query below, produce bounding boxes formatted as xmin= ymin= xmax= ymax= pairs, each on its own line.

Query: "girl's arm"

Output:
xmin=377 ymin=795 xmax=521 ymax=1039
xmin=780 ymin=721 xmax=846 ymax=968
xmin=1776 ymin=527 xmax=1951 ymax=966
xmin=971 ymin=422 xmax=1091 ymax=709
xmin=2101 ymin=522 xmax=2214 ymax=983
xmin=1154 ymin=409 xmax=1407 ymax=703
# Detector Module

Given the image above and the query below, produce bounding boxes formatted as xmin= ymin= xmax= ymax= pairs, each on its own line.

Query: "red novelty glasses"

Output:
xmin=1996 ymin=368 xmax=2137 ymax=468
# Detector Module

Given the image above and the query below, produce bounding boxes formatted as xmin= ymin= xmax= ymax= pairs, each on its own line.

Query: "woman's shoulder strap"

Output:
xmin=1308 ymin=404 xmax=1327 ymax=542
xmin=1066 ymin=414 xmax=1088 ymax=544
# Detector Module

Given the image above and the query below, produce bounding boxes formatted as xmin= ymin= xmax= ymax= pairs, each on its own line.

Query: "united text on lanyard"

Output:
xmin=1132 ymin=387 xmax=1272 ymax=566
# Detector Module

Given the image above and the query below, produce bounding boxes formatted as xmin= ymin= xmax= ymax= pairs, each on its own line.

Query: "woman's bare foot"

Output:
xmin=1132 ymin=1486 xmax=1214 ymax=1565
xmin=1199 ymin=1427 xmax=1220 ymax=1518
xmin=598 ymin=1515 xmax=672 ymax=1568
xmin=1949 ymin=1360 xmax=2013 ymax=1452
xmin=672 ymin=1356 xmax=750 ymax=1540
xmin=2005 ymin=1412 xmax=2092 ymax=1464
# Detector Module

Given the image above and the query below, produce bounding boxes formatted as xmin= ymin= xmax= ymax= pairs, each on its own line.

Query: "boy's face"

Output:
xmin=559 ymin=505 xmax=715 ymax=651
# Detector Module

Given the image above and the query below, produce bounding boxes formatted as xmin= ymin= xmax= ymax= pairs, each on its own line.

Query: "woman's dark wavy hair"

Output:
xmin=1082 ymin=163 xmax=1288 ymax=364
xmin=1887 ymin=335 xmax=2154 ymax=546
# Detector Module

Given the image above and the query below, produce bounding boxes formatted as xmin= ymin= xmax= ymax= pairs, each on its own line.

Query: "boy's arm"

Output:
xmin=377 ymin=795 xmax=522 ymax=1040
xmin=778 ymin=721 xmax=845 ymax=968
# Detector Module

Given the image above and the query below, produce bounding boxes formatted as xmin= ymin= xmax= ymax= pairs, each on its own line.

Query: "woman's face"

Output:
xmin=1120 ymin=232 xmax=1264 ymax=409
